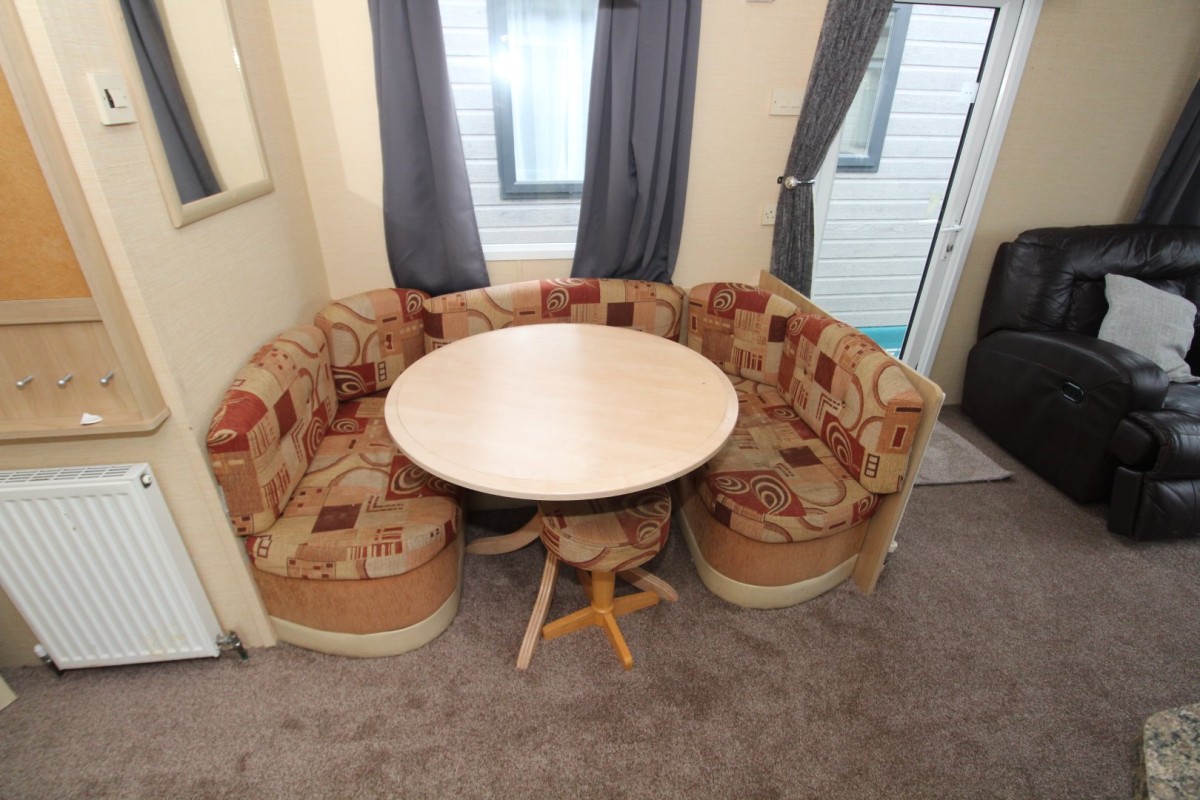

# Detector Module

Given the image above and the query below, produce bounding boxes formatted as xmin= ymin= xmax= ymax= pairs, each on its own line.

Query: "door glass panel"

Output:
xmin=812 ymin=4 xmax=995 ymax=356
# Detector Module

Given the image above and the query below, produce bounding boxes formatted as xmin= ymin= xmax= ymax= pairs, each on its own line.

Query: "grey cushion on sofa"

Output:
xmin=1098 ymin=274 xmax=1199 ymax=384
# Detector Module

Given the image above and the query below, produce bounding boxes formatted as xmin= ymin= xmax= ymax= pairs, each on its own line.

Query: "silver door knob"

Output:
xmin=56 ymin=373 xmax=73 ymax=387
xmin=14 ymin=375 xmax=33 ymax=389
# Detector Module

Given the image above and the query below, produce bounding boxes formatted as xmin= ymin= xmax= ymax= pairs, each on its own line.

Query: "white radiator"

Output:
xmin=0 ymin=463 xmax=221 ymax=669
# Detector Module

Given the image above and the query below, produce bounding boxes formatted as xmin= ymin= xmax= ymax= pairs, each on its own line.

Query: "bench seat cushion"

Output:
xmin=424 ymin=278 xmax=685 ymax=348
xmin=207 ymin=326 xmax=338 ymax=536
xmin=245 ymin=394 xmax=462 ymax=580
xmin=695 ymin=378 xmax=880 ymax=544
xmin=314 ymin=288 xmax=429 ymax=401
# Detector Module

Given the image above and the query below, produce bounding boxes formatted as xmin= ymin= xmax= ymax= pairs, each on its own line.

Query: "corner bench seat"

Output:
xmin=677 ymin=279 xmax=939 ymax=607
xmin=246 ymin=394 xmax=461 ymax=580
xmin=208 ymin=291 xmax=465 ymax=657
xmin=696 ymin=378 xmax=880 ymax=543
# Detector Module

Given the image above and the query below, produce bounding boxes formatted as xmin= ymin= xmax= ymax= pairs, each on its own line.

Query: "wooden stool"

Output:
xmin=518 ymin=485 xmax=673 ymax=670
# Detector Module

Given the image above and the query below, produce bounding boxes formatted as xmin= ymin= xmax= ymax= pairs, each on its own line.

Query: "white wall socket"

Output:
xmin=761 ymin=204 xmax=777 ymax=226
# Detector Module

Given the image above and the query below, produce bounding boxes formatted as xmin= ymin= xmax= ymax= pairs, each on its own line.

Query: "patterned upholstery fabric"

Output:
xmin=244 ymin=395 xmax=462 ymax=580
xmin=695 ymin=379 xmax=880 ymax=543
xmin=314 ymin=288 xmax=429 ymax=401
xmin=423 ymin=278 xmax=685 ymax=349
xmin=207 ymin=326 xmax=338 ymax=536
xmin=686 ymin=283 xmax=799 ymax=386
xmin=777 ymin=314 xmax=923 ymax=494
xmin=540 ymin=485 xmax=671 ymax=573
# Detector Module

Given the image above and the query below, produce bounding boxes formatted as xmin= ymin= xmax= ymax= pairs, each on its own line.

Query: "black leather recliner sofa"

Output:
xmin=962 ymin=224 xmax=1200 ymax=539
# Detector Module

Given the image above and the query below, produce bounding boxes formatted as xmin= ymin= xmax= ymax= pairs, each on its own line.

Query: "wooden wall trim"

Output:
xmin=0 ymin=0 xmax=167 ymax=436
xmin=0 ymin=297 xmax=100 ymax=324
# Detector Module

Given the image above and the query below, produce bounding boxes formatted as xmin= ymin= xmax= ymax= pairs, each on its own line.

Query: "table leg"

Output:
xmin=516 ymin=552 xmax=559 ymax=670
xmin=467 ymin=511 xmax=542 ymax=555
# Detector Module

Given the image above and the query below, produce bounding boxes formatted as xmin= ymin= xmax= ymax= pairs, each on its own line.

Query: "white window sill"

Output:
xmin=482 ymin=243 xmax=576 ymax=262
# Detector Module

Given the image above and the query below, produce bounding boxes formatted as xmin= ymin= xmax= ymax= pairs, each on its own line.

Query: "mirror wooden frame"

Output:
xmin=106 ymin=0 xmax=272 ymax=228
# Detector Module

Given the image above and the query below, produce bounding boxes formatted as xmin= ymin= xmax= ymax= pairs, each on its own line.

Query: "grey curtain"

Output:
xmin=770 ymin=0 xmax=894 ymax=294
xmin=119 ymin=0 xmax=220 ymax=204
xmin=369 ymin=1 xmax=489 ymax=295
xmin=1137 ymin=79 xmax=1200 ymax=227
xmin=571 ymin=0 xmax=702 ymax=284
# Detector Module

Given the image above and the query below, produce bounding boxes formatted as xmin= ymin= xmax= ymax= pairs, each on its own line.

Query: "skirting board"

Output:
xmin=0 ymin=675 xmax=14 ymax=711
xmin=269 ymin=546 xmax=464 ymax=658
xmin=675 ymin=508 xmax=856 ymax=609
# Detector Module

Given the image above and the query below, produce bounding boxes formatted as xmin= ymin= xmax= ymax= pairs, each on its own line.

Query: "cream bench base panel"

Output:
xmin=266 ymin=544 xmax=463 ymax=658
xmin=675 ymin=506 xmax=857 ymax=609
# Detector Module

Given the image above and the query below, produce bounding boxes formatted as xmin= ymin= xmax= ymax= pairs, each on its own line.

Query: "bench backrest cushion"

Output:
xmin=778 ymin=313 xmax=923 ymax=494
xmin=423 ymin=278 xmax=685 ymax=349
xmin=206 ymin=325 xmax=338 ymax=535
xmin=314 ymin=288 xmax=428 ymax=401
xmin=686 ymin=283 xmax=798 ymax=386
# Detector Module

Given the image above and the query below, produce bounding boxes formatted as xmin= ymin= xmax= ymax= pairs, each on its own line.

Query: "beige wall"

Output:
xmin=930 ymin=0 xmax=1200 ymax=402
xmin=269 ymin=0 xmax=389 ymax=297
xmin=674 ymin=1 xmax=825 ymax=288
xmin=0 ymin=0 xmax=327 ymax=665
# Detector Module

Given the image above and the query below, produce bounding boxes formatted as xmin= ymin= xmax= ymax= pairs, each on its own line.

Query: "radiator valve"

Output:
xmin=216 ymin=631 xmax=248 ymax=662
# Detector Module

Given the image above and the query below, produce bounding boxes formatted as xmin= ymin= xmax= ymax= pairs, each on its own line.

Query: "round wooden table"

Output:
xmin=385 ymin=324 xmax=738 ymax=667
xmin=384 ymin=323 xmax=737 ymax=510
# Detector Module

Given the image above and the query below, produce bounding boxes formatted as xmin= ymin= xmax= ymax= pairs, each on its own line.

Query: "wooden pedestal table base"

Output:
xmin=465 ymin=512 xmax=543 ymax=556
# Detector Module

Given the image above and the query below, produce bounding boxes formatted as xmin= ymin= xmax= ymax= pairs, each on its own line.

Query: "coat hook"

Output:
xmin=99 ymin=370 xmax=116 ymax=387
xmin=15 ymin=375 xmax=33 ymax=389
xmin=56 ymin=373 xmax=74 ymax=387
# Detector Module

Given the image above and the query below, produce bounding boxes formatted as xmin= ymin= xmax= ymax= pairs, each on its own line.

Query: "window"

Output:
xmin=837 ymin=6 xmax=911 ymax=173
xmin=440 ymin=0 xmax=596 ymax=259
xmin=488 ymin=0 xmax=597 ymax=198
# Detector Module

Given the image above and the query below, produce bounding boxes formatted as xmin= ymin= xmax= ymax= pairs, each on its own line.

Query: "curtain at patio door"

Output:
xmin=808 ymin=0 xmax=1039 ymax=375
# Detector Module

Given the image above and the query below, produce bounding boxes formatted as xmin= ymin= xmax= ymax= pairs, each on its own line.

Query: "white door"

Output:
xmin=811 ymin=0 xmax=1042 ymax=375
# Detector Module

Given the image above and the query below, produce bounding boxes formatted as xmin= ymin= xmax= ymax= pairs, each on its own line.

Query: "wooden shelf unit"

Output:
xmin=0 ymin=2 xmax=167 ymax=441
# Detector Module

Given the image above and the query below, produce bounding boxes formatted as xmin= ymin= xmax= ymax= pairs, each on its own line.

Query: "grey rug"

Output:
xmin=915 ymin=419 xmax=1012 ymax=485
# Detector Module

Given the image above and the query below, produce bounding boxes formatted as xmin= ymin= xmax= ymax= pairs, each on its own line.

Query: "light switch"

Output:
xmin=86 ymin=72 xmax=136 ymax=126
xmin=769 ymin=89 xmax=803 ymax=116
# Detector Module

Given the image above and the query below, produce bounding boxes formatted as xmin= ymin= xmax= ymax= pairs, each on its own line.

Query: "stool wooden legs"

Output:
xmin=518 ymin=557 xmax=669 ymax=671
xmin=516 ymin=552 xmax=559 ymax=670
xmin=542 ymin=571 xmax=660 ymax=670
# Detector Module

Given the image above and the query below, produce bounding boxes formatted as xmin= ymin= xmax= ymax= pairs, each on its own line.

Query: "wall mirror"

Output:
xmin=112 ymin=0 xmax=272 ymax=227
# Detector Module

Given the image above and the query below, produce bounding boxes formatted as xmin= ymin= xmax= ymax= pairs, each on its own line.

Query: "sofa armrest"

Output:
xmin=1122 ymin=410 xmax=1200 ymax=478
xmin=963 ymin=330 xmax=1168 ymax=502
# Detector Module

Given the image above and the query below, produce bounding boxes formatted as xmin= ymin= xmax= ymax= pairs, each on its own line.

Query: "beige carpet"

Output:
xmin=6 ymin=409 xmax=1197 ymax=799
xmin=916 ymin=419 xmax=1012 ymax=485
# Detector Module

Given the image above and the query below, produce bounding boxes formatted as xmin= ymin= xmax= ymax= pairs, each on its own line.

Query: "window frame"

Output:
xmin=837 ymin=5 xmax=912 ymax=174
xmin=486 ymin=0 xmax=589 ymax=200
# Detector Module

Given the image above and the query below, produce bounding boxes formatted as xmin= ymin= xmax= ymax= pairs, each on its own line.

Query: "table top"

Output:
xmin=384 ymin=324 xmax=738 ymax=501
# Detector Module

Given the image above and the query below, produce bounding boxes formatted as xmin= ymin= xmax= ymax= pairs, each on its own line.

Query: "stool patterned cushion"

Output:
xmin=696 ymin=378 xmax=879 ymax=543
xmin=207 ymin=326 xmax=338 ymax=536
xmin=314 ymin=288 xmax=428 ymax=401
xmin=540 ymin=486 xmax=671 ymax=573
xmin=423 ymin=278 xmax=685 ymax=349
xmin=244 ymin=394 xmax=462 ymax=580
xmin=686 ymin=282 xmax=799 ymax=386
xmin=777 ymin=314 xmax=923 ymax=495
